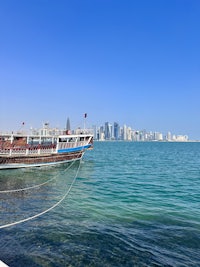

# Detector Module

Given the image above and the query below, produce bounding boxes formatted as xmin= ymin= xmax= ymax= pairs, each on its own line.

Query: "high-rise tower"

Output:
xmin=114 ymin=122 xmax=120 ymax=140
xmin=105 ymin=122 xmax=112 ymax=140
xmin=66 ymin=117 xmax=71 ymax=134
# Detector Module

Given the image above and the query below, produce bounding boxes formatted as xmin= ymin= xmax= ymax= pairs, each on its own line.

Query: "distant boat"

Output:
xmin=0 ymin=124 xmax=93 ymax=170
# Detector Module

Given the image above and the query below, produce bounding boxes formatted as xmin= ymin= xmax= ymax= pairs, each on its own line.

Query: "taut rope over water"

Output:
xmin=0 ymin=161 xmax=74 ymax=194
xmin=0 ymin=159 xmax=82 ymax=229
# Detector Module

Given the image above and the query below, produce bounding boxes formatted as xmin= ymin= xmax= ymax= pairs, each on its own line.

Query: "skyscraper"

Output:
xmin=114 ymin=122 xmax=120 ymax=140
xmin=123 ymin=124 xmax=127 ymax=140
xmin=66 ymin=117 xmax=71 ymax=134
xmin=105 ymin=122 xmax=112 ymax=140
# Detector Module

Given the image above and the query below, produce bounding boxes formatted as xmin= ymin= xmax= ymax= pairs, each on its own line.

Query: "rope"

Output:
xmin=0 ymin=159 xmax=82 ymax=229
xmin=0 ymin=148 xmax=84 ymax=194
xmin=0 ymin=161 xmax=74 ymax=194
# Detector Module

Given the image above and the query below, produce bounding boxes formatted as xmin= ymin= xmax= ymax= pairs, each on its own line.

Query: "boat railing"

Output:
xmin=10 ymin=148 xmax=27 ymax=155
xmin=0 ymin=145 xmax=57 ymax=156
xmin=0 ymin=149 xmax=10 ymax=155
xmin=28 ymin=147 xmax=56 ymax=155
xmin=0 ymin=139 xmax=90 ymax=156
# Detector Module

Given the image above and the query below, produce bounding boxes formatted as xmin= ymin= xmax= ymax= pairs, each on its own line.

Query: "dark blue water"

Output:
xmin=0 ymin=142 xmax=200 ymax=266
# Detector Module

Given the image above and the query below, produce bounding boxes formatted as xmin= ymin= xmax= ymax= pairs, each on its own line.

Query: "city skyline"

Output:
xmin=0 ymin=116 xmax=191 ymax=142
xmin=92 ymin=121 xmax=190 ymax=142
xmin=1 ymin=1 xmax=200 ymax=140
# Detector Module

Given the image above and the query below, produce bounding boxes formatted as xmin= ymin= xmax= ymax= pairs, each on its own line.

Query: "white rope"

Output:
xmin=0 ymin=159 xmax=81 ymax=229
xmin=0 ymin=161 xmax=74 ymax=194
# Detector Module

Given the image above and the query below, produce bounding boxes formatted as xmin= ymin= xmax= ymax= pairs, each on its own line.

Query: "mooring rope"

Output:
xmin=0 ymin=161 xmax=75 ymax=194
xmin=0 ymin=159 xmax=82 ymax=229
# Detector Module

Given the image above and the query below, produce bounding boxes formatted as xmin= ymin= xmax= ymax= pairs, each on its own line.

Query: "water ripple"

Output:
xmin=0 ymin=142 xmax=200 ymax=266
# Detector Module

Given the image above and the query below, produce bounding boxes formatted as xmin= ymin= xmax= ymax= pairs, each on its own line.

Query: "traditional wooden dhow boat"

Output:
xmin=0 ymin=125 xmax=93 ymax=170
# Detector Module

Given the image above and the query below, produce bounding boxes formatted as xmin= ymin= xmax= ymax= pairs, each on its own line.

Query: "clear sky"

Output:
xmin=0 ymin=0 xmax=200 ymax=139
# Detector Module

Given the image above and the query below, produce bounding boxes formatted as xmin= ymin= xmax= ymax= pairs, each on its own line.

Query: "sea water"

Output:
xmin=0 ymin=141 xmax=200 ymax=266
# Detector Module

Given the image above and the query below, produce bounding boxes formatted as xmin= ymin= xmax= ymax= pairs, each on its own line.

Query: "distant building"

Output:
xmin=175 ymin=135 xmax=188 ymax=142
xmin=91 ymin=122 xmax=189 ymax=142
xmin=114 ymin=122 xmax=120 ymax=140
xmin=92 ymin=125 xmax=98 ymax=140
xmin=105 ymin=122 xmax=112 ymax=140
xmin=166 ymin=131 xmax=171 ymax=141
xmin=127 ymin=127 xmax=132 ymax=141
xmin=154 ymin=132 xmax=163 ymax=141
xmin=66 ymin=117 xmax=71 ymax=131
xmin=123 ymin=125 xmax=127 ymax=140
xmin=97 ymin=125 xmax=105 ymax=140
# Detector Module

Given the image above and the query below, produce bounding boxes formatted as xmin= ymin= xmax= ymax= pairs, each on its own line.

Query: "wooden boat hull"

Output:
xmin=0 ymin=130 xmax=93 ymax=170
xmin=0 ymin=151 xmax=84 ymax=169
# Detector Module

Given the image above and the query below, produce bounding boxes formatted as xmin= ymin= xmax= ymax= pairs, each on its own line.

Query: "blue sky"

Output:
xmin=0 ymin=0 xmax=200 ymax=139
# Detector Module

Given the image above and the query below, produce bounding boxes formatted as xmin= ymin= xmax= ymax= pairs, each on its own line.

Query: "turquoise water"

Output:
xmin=0 ymin=142 xmax=200 ymax=266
